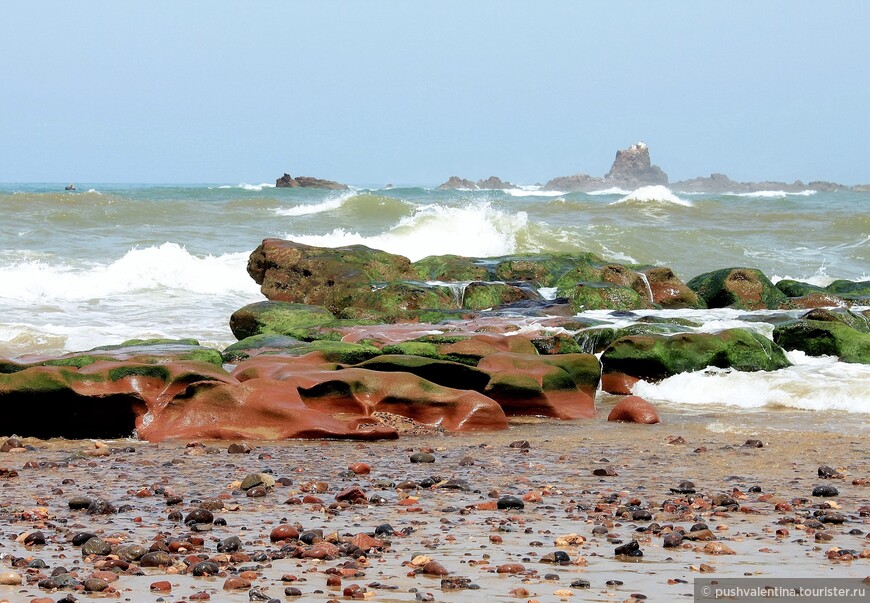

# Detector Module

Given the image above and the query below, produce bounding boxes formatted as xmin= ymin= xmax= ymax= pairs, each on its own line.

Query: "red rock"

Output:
xmin=222 ymin=576 xmax=251 ymax=590
xmin=190 ymin=593 xmax=211 ymax=600
xmin=497 ymin=563 xmax=526 ymax=574
xmin=348 ymin=463 xmax=371 ymax=474
xmin=270 ymin=525 xmax=300 ymax=542
xmin=607 ymin=396 xmax=660 ymax=424
xmin=301 ymin=542 xmax=340 ymax=560
xmin=601 ymin=372 xmax=639 ymax=395
xmin=335 ymin=486 xmax=367 ymax=503
xmin=150 ymin=581 xmax=172 ymax=592
xmin=302 ymin=495 xmax=323 ymax=504
xmin=350 ymin=533 xmax=384 ymax=552
xmin=422 ymin=560 xmax=449 ymax=576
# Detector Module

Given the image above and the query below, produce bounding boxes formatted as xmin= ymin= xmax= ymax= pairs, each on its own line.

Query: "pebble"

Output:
xmin=496 ymin=495 xmax=525 ymax=510
xmin=270 ymin=524 xmax=300 ymax=541
xmin=227 ymin=442 xmax=252 ymax=454
xmin=614 ymin=540 xmax=643 ymax=557
xmin=81 ymin=537 xmax=112 ymax=556
xmin=812 ymin=485 xmax=839 ymax=497
xmin=150 ymin=580 xmax=172 ymax=592
xmin=184 ymin=508 xmax=215 ymax=524
xmin=348 ymin=462 xmax=371 ymax=474
xmin=83 ymin=577 xmax=110 ymax=592
xmin=223 ymin=576 xmax=251 ymax=590
xmin=410 ymin=452 xmax=435 ymax=463
xmin=0 ymin=571 xmax=22 ymax=585
xmin=218 ymin=535 xmax=243 ymax=552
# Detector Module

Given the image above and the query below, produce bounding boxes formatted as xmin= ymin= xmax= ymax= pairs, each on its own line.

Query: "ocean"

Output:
xmin=1 ymin=182 xmax=868 ymax=417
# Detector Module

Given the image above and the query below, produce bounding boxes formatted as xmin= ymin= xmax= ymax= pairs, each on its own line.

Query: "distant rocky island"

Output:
xmin=275 ymin=173 xmax=348 ymax=190
xmin=437 ymin=142 xmax=866 ymax=193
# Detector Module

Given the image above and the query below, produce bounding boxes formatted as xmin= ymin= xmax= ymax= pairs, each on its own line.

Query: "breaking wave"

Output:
xmin=611 ymin=185 xmax=693 ymax=206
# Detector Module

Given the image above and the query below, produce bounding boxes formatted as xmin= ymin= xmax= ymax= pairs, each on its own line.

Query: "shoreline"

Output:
xmin=1 ymin=412 xmax=868 ymax=602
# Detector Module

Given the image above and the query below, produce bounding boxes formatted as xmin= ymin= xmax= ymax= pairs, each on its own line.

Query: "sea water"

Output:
xmin=1 ymin=183 xmax=867 ymax=415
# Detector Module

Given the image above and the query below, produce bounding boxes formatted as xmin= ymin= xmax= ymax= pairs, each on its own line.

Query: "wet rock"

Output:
xmin=818 ymin=465 xmax=844 ymax=479
xmin=150 ymin=581 xmax=172 ymax=592
xmin=218 ymin=536 xmax=243 ymax=552
xmin=223 ymin=576 xmax=251 ymax=590
xmin=663 ymin=533 xmax=683 ymax=548
xmin=422 ymin=560 xmax=449 ymax=576
xmin=348 ymin=462 xmax=371 ymax=474
xmin=687 ymin=267 xmax=786 ymax=309
xmin=23 ymin=531 xmax=46 ymax=545
xmin=270 ymin=525 xmax=300 ymax=542
xmin=670 ymin=480 xmax=696 ymax=494
xmin=509 ymin=440 xmax=530 ymax=449
xmin=83 ymin=577 xmax=110 ymax=592
xmin=300 ymin=541 xmax=340 ymax=560
xmin=497 ymin=495 xmax=525 ymax=510
xmin=592 ymin=466 xmax=618 ymax=477
xmin=241 ymin=472 xmax=276 ymax=490
xmin=86 ymin=498 xmax=116 ymax=515
xmin=140 ymin=551 xmax=172 ymax=567
xmin=68 ymin=496 xmax=92 ymax=510
xmin=812 ymin=485 xmax=839 ymax=497
xmin=703 ymin=542 xmax=736 ymax=555
xmin=614 ymin=540 xmax=643 ymax=557
xmin=247 ymin=485 xmax=268 ymax=498
xmin=117 ymin=544 xmax=147 ymax=562
xmin=185 ymin=508 xmax=215 ymax=524
xmin=541 ymin=551 xmax=571 ymax=564
xmin=497 ymin=563 xmax=526 ymax=573
xmin=742 ymin=439 xmax=764 ymax=448
xmin=410 ymin=452 xmax=435 ymax=463
xmin=607 ymin=396 xmax=660 ymax=424
xmin=335 ymin=486 xmax=367 ymax=503
xmin=0 ymin=571 xmax=22 ymax=585
xmin=192 ymin=561 xmax=221 ymax=576
xmin=81 ymin=537 xmax=112 ymax=556
xmin=228 ymin=442 xmax=253 ymax=454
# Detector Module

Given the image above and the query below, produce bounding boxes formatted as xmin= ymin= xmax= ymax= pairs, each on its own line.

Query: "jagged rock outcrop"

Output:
xmin=275 ymin=173 xmax=348 ymax=190
xmin=436 ymin=176 xmax=516 ymax=190
xmin=604 ymin=142 xmax=668 ymax=187
xmin=437 ymin=176 xmax=478 ymax=190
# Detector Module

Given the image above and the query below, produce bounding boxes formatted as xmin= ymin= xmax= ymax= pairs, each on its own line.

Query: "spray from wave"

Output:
xmin=611 ymin=185 xmax=693 ymax=207
xmin=217 ymin=183 xmax=276 ymax=191
xmin=283 ymin=201 xmax=529 ymax=261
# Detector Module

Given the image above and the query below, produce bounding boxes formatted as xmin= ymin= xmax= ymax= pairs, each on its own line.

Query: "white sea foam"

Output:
xmin=632 ymin=351 xmax=870 ymax=414
xmin=218 ymin=182 xmax=276 ymax=191
xmin=588 ymin=187 xmax=631 ymax=196
xmin=735 ymin=190 xmax=817 ymax=198
xmin=0 ymin=243 xmax=260 ymax=301
xmin=504 ymin=188 xmax=565 ymax=197
xmin=273 ymin=191 xmax=356 ymax=216
xmin=612 ymin=185 xmax=693 ymax=206
xmin=283 ymin=201 xmax=527 ymax=261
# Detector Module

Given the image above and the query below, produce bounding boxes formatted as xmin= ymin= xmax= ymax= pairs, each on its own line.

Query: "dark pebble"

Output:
xmin=217 ymin=535 xmax=243 ymax=552
xmin=68 ymin=496 xmax=92 ymax=510
xmin=191 ymin=561 xmax=220 ymax=576
xmin=23 ymin=531 xmax=45 ymax=545
xmin=571 ymin=579 xmax=591 ymax=588
xmin=185 ymin=508 xmax=214 ymax=524
xmin=812 ymin=485 xmax=839 ymax=497
xmin=614 ymin=540 xmax=643 ymax=557
xmin=81 ymin=537 xmax=112 ymax=556
xmin=670 ymin=481 xmax=696 ymax=494
xmin=410 ymin=452 xmax=435 ymax=463
xmin=72 ymin=532 xmax=98 ymax=546
xmin=496 ymin=495 xmax=524 ymax=510
xmin=818 ymin=466 xmax=843 ymax=479
xmin=86 ymin=498 xmax=116 ymax=515
xmin=742 ymin=439 xmax=764 ymax=448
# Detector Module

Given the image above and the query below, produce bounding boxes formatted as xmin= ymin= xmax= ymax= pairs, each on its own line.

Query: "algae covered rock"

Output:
xmin=412 ymin=255 xmax=488 ymax=281
xmin=600 ymin=328 xmax=791 ymax=382
xmin=640 ymin=267 xmax=703 ymax=309
xmin=560 ymin=282 xmax=654 ymax=312
xmin=773 ymin=312 xmax=870 ymax=364
xmin=687 ymin=268 xmax=787 ymax=309
xmin=229 ymin=301 xmax=339 ymax=341
xmin=461 ymin=281 xmax=542 ymax=310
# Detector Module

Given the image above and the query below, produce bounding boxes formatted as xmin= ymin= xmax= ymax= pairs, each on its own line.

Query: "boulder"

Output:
xmin=246 ymin=239 xmax=417 ymax=313
xmin=477 ymin=352 xmax=600 ymax=419
xmin=476 ymin=176 xmax=515 ymax=189
xmin=600 ymin=328 xmax=791 ymax=382
xmin=222 ymin=334 xmax=308 ymax=363
xmin=333 ymin=282 xmax=457 ymax=321
xmin=492 ymin=253 xmax=603 ymax=287
xmin=561 ymin=282 xmax=654 ymax=312
xmin=229 ymin=301 xmax=339 ymax=341
xmin=773 ymin=318 xmax=870 ymax=364
xmin=825 ymin=279 xmax=870 ymax=300
xmin=542 ymin=173 xmax=605 ymax=192
xmin=461 ymin=281 xmax=542 ymax=310
xmin=275 ymin=173 xmax=348 ymax=190
xmin=607 ymin=396 xmax=660 ymax=424
xmin=687 ymin=268 xmax=787 ymax=309
xmin=412 ymin=255 xmax=488 ymax=281
xmin=640 ymin=267 xmax=703 ymax=309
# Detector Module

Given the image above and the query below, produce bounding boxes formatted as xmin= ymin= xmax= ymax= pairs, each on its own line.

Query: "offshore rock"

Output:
xmin=687 ymin=267 xmax=787 ymax=310
xmin=600 ymin=328 xmax=791 ymax=382
xmin=604 ymin=142 xmax=668 ymax=187
xmin=436 ymin=176 xmax=478 ymax=190
xmin=275 ymin=173 xmax=348 ymax=190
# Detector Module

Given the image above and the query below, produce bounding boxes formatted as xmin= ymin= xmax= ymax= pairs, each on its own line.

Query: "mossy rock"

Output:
xmin=530 ymin=335 xmax=584 ymax=355
xmin=687 ymin=268 xmax=786 ymax=309
xmin=222 ymin=334 xmax=308 ymax=363
xmin=560 ymin=282 xmax=654 ymax=312
xmin=825 ymin=279 xmax=870 ymax=299
xmin=798 ymin=308 xmax=869 ymax=333
xmin=773 ymin=320 xmax=870 ymax=364
xmin=574 ymin=328 xmax=620 ymax=354
xmin=229 ymin=301 xmax=338 ymax=340
xmin=640 ymin=266 xmax=703 ymax=309
xmin=462 ymin=282 xmax=542 ymax=310
xmin=380 ymin=341 xmax=442 ymax=358
xmin=412 ymin=254 xmax=488 ymax=281
xmin=353 ymin=355 xmax=491 ymax=391
xmin=775 ymin=279 xmax=824 ymax=297
xmin=335 ymin=282 xmax=457 ymax=322
xmin=600 ymin=328 xmax=791 ymax=381
xmin=295 ymin=341 xmax=382 ymax=365
xmin=489 ymin=253 xmax=604 ymax=287
xmin=636 ymin=315 xmax=702 ymax=328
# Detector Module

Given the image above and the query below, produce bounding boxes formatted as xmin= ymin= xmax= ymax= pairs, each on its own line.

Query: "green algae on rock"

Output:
xmin=687 ymin=267 xmax=787 ymax=309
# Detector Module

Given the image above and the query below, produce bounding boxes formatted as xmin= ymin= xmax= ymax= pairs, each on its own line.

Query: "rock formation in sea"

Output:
xmin=275 ymin=173 xmax=348 ymax=190
xmin=544 ymin=142 xmax=667 ymax=191
xmin=437 ymin=175 xmax=516 ymax=190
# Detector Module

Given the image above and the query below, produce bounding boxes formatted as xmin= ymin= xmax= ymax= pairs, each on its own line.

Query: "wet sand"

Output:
xmin=1 ymin=401 xmax=867 ymax=603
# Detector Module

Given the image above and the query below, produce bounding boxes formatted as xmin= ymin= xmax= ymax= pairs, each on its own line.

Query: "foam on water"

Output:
xmin=632 ymin=351 xmax=870 ymax=414
xmin=588 ymin=187 xmax=631 ymax=196
xmin=612 ymin=185 xmax=693 ymax=206
xmin=736 ymin=189 xmax=817 ymax=198
xmin=283 ymin=201 xmax=528 ymax=261
xmin=217 ymin=182 xmax=276 ymax=191
xmin=0 ymin=243 xmax=259 ymax=301
xmin=504 ymin=187 xmax=565 ymax=197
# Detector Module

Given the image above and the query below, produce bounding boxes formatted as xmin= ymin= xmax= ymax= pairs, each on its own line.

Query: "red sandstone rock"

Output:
xmin=348 ymin=463 xmax=371 ymax=474
xmin=601 ymin=372 xmax=640 ymax=395
xmin=607 ymin=396 xmax=661 ymax=424
xmin=270 ymin=525 xmax=299 ymax=542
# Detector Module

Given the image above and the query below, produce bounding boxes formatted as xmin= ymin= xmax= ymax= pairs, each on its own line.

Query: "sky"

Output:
xmin=1 ymin=1 xmax=868 ymax=185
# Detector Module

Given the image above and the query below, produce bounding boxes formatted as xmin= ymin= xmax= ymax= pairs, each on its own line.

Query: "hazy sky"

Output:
xmin=2 ymin=1 xmax=868 ymax=185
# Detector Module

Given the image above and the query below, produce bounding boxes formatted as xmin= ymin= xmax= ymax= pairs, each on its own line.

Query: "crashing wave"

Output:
xmin=611 ymin=185 xmax=693 ymax=206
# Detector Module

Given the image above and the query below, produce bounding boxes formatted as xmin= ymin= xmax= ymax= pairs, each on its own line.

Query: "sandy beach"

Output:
xmin=2 ymin=398 xmax=867 ymax=603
